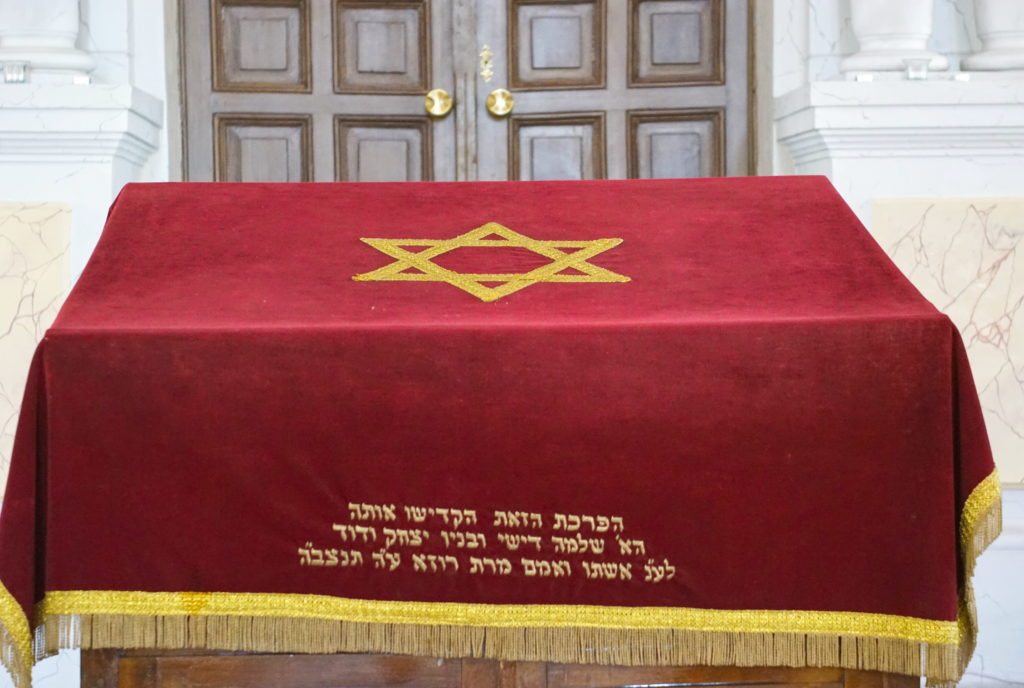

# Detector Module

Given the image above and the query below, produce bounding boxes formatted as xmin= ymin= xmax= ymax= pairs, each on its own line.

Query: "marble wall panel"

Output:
xmin=805 ymin=0 xmax=856 ymax=82
xmin=0 ymin=203 xmax=70 ymax=502
xmin=772 ymin=0 xmax=808 ymax=96
xmin=874 ymin=198 xmax=1024 ymax=485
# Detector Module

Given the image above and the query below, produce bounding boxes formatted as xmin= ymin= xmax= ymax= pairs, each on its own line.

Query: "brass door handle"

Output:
xmin=425 ymin=88 xmax=453 ymax=117
xmin=486 ymin=88 xmax=514 ymax=117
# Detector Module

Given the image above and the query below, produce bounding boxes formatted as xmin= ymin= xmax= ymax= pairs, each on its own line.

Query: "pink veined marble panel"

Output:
xmin=875 ymin=198 xmax=1024 ymax=485
xmin=0 ymin=203 xmax=71 ymax=503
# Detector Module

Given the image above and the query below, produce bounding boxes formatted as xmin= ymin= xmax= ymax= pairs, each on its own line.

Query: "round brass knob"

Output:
xmin=425 ymin=88 xmax=453 ymax=117
xmin=486 ymin=88 xmax=514 ymax=117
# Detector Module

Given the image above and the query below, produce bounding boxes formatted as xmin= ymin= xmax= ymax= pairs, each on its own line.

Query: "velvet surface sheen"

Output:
xmin=0 ymin=177 xmax=998 ymax=680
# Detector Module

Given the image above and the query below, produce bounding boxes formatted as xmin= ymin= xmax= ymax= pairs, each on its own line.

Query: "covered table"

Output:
xmin=0 ymin=177 xmax=1001 ymax=688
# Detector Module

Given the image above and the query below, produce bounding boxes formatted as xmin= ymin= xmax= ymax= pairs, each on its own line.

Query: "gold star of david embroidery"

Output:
xmin=352 ymin=222 xmax=630 ymax=302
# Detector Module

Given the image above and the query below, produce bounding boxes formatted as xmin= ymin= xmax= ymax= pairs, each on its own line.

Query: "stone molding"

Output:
xmin=776 ymin=81 xmax=1024 ymax=167
xmin=0 ymin=84 xmax=161 ymax=166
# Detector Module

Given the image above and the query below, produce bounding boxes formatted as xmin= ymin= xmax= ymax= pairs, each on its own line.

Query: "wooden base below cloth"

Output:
xmin=81 ymin=650 xmax=920 ymax=688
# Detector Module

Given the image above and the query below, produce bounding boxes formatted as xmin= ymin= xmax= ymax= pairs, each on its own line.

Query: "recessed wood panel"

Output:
xmin=335 ymin=116 xmax=432 ymax=181
xmin=334 ymin=0 xmax=430 ymax=94
xmin=509 ymin=0 xmax=605 ymax=90
xmin=629 ymin=0 xmax=723 ymax=86
xmin=214 ymin=114 xmax=312 ymax=181
xmin=86 ymin=649 xmax=914 ymax=688
xmin=510 ymin=113 xmax=605 ymax=180
xmin=211 ymin=0 xmax=311 ymax=93
xmin=627 ymin=109 xmax=723 ymax=179
xmin=548 ymin=664 xmax=850 ymax=687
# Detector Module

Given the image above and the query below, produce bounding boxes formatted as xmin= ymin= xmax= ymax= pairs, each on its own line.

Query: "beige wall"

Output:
xmin=0 ymin=203 xmax=70 ymax=502
xmin=874 ymin=198 xmax=1024 ymax=485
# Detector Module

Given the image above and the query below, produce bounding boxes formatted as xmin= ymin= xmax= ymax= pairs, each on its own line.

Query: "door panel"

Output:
xmin=509 ymin=0 xmax=605 ymax=89
xmin=629 ymin=0 xmax=723 ymax=85
xmin=335 ymin=116 xmax=433 ymax=181
xmin=211 ymin=0 xmax=312 ymax=92
xmin=627 ymin=108 xmax=723 ymax=178
xmin=510 ymin=113 xmax=605 ymax=181
xmin=334 ymin=1 xmax=431 ymax=93
xmin=213 ymin=113 xmax=313 ymax=181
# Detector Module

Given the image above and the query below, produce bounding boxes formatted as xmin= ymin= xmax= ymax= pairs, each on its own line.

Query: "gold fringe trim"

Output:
xmin=946 ymin=470 xmax=1004 ymax=687
xmin=30 ymin=593 xmax=963 ymax=682
xmin=960 ymin=470 xmax=1003 ymax=578
xmin=0 ymin=469 xmax=1003 ymax=688
xmin=0 ymin=581 xmax=30 ymax=688
xmin=38 ymin=591 xmax=959 ymax=643
xmin=42 ymin=613 xmax=957 ymax=681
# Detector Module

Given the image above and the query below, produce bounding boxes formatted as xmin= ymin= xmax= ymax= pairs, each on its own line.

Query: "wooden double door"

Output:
xmin=181 ymin=0 xmax=750 ymax=182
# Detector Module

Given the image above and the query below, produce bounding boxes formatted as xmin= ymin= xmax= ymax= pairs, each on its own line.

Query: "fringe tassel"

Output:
xmin=0 ymin=581 xmax=32 ymax=688
xmin=961 ymin=478 xmax=1003 ymax=578
xmin=29 ymin=614 xmax=959 ymax=682
xmin=0 ymin=617 xmax=30 ymax=688
xmin=941 ymin=479 xmax=1004 ymax=688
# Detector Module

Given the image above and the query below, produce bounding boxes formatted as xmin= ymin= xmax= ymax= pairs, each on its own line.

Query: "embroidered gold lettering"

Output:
xmin=643 ymin=558 xmax=676 ymax=583
xmin=617 ymin=536 xmax=646 ymax=556
xmin=310 ymin=504 xmax=663 ymax=585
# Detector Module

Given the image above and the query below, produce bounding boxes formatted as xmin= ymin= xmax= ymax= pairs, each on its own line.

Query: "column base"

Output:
xmin=840 ymin=49 xmax=948 ymax=73
xmin=0 ymin=47 xmax=95 ymax=82
xmin=963 ymin=49 xmax=1024 ymax=71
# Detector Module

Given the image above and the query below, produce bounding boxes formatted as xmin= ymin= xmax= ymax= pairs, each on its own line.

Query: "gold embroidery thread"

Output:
xmin=352 ymin=222 xmax=630 ymax=302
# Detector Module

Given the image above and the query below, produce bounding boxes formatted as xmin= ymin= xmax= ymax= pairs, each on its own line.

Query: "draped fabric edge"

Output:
xmin=0 ymin=469 xmax=1002 ymax=688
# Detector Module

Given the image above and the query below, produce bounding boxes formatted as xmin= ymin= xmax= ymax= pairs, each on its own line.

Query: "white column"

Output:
xmin=840 ymin=0 xmax=948 ymax=73
xmin=0 ymin=0 xmax=94 ymax=83
xmin=963 ymin=0 xmax=1024 ymax=71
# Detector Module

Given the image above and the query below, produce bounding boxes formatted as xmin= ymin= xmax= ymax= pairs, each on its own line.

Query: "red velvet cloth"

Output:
xmin=0 ymin=177 xmax=994 ymax=631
